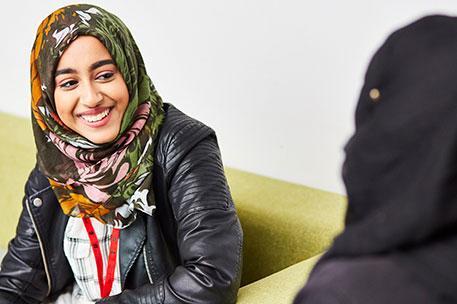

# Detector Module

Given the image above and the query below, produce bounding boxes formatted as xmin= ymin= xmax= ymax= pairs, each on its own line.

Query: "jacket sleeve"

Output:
xmin=98 ymin=130 xmax=243 ymax=304
xmin=0 ymin=195 xmax=49 ymax=304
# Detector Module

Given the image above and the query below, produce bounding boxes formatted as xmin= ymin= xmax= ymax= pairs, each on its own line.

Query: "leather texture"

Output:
xmin=0 ymin=104 xmax=243 ymax=304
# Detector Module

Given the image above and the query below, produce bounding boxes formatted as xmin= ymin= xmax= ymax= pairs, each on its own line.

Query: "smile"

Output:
xmin=80 ymin=108 xmax=111 ymax=123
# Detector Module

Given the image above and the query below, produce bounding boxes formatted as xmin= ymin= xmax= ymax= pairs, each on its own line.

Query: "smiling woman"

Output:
xmin=0 ymin=4 xmax=242 ymax=304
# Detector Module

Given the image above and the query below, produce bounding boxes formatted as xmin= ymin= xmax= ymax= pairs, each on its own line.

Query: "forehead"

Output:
xmin=56 ymin=35 xmax=112 ymax=68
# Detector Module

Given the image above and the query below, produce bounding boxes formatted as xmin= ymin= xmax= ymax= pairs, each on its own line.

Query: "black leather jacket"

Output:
xmin=0 ymin=104 xmax=243 ymax=304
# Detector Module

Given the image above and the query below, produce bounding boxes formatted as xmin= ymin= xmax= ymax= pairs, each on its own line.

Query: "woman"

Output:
xmin=0 ymin=4 xmax=242 ymax=304
xmin=294 ymin=15 xmax=457 ymax=303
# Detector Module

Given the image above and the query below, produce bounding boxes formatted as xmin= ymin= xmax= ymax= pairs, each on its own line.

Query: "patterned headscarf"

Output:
xmin=31 ymin=4 xmax=164 ymax=228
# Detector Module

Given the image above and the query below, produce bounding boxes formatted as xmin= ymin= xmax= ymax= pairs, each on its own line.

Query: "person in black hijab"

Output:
xmin=294 ymin=15 xmax=457 ymax=303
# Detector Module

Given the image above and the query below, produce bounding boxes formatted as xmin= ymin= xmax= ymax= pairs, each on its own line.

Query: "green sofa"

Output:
xmin=0 ymin=112 xmax=347 ymax=303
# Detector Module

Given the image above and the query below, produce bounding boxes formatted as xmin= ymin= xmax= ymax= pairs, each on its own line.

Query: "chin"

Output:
xmin=89 ymin=135 xmax=117 ymax=144
xmin=75 ymin=123 xmax=120 ymax=144
xmin=81 ymin=130 xmax=117 ymax=145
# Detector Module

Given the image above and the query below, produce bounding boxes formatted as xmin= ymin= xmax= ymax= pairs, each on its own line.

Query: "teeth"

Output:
xmin=81 ymin=108 xmax=110 ymax=122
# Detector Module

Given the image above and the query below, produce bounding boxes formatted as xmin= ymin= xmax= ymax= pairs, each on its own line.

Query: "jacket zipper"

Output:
xmin=25 ymin=198 xmax=52 ymax=297
xmin=143 ymin=245 xmax=153 ymax=284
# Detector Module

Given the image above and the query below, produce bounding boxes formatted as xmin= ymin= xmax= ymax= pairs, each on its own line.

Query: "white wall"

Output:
xmin=2 ymin=1 xmax=457 ymax=194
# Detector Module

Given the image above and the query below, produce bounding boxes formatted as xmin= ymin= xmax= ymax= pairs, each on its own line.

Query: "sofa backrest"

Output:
xmin=225 ymin=168 xmax=346 ymax=285
xmin=0 ymin=112 xmax=35 ymax=249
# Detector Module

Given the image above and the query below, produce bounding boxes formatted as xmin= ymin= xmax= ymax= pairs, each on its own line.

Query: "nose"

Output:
xmin=80 ymin=81 xmax=103 ymax=107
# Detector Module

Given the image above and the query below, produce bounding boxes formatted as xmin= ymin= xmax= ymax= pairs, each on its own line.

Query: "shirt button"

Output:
xmin=32 ymin=197 xmax=43 ymax=207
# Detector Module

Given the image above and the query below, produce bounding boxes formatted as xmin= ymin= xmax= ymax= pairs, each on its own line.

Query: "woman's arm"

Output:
xmin=0 ymin=196 xmax=49 ymax=304
xmin=98 ymin=132 xmax=243 ymax=304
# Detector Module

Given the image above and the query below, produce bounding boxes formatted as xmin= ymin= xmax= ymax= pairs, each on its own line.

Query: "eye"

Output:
xmin=96 ymin=72 xmax=114 ymax=81
xmin=59 ymin=80 xmax=78 ymax=89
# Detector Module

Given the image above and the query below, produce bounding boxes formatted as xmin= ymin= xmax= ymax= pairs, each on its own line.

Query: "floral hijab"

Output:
xmin=31 ymin=4 xmax=164 ymax=228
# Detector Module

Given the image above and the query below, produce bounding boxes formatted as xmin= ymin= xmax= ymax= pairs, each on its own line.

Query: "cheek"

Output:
xmin=54 ymin=91 xmax=66 ymax=116
xmin=111 ymin=80 xmax=129 ymax=112
xmin=54 ymin=91 xmax=76 ymax=122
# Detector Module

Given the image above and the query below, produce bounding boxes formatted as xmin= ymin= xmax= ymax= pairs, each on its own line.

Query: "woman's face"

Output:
xmin=54 ymin=36 xmax=129 ymax=144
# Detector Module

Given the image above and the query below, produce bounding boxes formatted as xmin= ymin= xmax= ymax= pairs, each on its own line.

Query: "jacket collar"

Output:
xmin=119 ymin=213 xmax=146 ymax=288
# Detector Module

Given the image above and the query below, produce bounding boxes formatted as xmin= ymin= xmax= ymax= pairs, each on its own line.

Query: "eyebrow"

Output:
xmin=55 ymin=59 xmax=116 ymax=77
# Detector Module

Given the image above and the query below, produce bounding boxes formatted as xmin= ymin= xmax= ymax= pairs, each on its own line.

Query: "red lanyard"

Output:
xmin=82 ymin=217 xmax=120 ymax=299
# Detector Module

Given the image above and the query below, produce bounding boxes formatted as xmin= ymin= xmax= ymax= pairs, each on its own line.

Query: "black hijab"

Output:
xmin=324 ymin=15 xmax=457 ymax=299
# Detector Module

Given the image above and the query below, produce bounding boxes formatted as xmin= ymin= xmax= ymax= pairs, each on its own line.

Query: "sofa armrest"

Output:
xmin=236 ymin=254 xmax=321 ymax=303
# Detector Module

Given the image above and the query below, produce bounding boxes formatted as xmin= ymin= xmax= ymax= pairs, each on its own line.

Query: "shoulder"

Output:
xmin=24 ymin=165 xmax=52 ymax=200
xmin=159 ymin=103 xmax=215 ymax=146
xmin=155 ymin=103 xmax=216 ymax=170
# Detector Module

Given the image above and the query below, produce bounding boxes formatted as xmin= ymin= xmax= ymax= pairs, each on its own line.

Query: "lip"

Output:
xmin=77 ymin=106 xmax=112 ymax=116
xmin=78 ymin=107 xmax=113 ymax=128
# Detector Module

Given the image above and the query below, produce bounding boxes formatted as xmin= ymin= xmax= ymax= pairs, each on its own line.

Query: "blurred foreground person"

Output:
xmin=294 ymin=15 xmax=457 ymax=304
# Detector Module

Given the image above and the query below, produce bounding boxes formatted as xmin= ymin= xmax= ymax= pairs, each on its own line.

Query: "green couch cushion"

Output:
xmin=0 ymin=112 xmax=35 ymax=249
xmin=236 ymin=254 xmax=321 ymax=304
xmin=225 ymin=168 xmax=346 ymax=285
